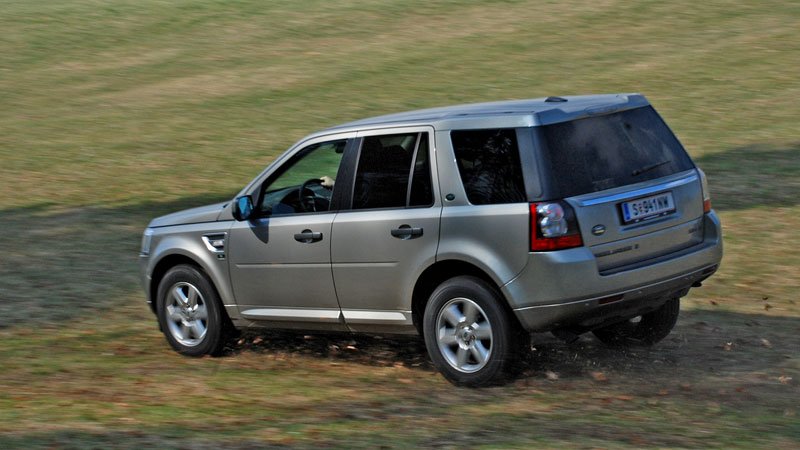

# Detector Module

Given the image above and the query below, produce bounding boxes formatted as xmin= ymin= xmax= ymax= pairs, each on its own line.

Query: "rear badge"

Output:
xmin=591 ymin=224 xmax=606 ymax=236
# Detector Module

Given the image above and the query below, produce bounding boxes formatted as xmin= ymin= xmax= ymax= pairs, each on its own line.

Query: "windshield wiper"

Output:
xmin=631 ymin=159 xmax=671 ymax=177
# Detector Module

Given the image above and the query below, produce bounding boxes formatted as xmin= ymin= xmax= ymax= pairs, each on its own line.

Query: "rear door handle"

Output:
xmin=294 ymin=229 xmax=323 ymax=243
xmin=391 ymin=224 xmax=423 ymax=239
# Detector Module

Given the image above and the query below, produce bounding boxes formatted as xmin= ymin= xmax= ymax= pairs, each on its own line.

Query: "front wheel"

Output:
xmin=592 ymin=297 xmax=680 ymax=346
xmin=423 ymin=276 xmax=522 ymax=387
xmin=156 ymin=264 xmax=227 ymax=356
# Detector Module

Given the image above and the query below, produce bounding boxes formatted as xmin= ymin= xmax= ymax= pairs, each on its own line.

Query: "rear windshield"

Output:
xmin=540 ymin=106 xmax=694 ymax=198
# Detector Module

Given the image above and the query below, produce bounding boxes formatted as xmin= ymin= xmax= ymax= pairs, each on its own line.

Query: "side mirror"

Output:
xmin=232 ymin=195 xmax=254 ymax=221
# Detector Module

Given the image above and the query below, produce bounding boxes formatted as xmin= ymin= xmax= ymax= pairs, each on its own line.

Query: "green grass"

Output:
xmin=1 ymin=0 xmax=799 ymax=448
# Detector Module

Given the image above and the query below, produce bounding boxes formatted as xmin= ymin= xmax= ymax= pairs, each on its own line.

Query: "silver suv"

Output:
xmin=140 ymin=94 xmax=722 ymax=386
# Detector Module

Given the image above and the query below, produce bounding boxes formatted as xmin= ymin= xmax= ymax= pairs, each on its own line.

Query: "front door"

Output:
xmin=331 ymin=128 xmax=441 ymax=332
xmin=227 ymin=136 xmax=352 ymax=328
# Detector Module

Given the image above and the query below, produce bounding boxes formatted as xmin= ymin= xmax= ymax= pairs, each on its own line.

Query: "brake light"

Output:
xmin=698 ymin=168 xmax=712 ymax=213
xmin=530 ymin=201 xmax=583 ymax=252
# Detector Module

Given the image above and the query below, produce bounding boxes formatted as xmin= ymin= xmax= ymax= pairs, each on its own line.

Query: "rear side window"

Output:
xmin=352 ymin=132 xmax=433 ymax=209
xmin=540 ymin=106 xmax=695 ymax=198
xmin=451 ymin=129 xmax=526 ymax=205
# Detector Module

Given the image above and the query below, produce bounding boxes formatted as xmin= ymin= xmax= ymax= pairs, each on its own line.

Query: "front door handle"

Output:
xmin=294 ymin=229 xmax=323 ymax=243
xmin=391 ymin=224 xmax=423 ymax=239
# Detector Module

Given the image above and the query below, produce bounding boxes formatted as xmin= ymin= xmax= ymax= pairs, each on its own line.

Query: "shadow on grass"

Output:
xmin=695 ymin=142 xmax=800 ymax=211
xmin=0 ymin=431 xmax=285 ymax=450
xmin=0 ymin=193 xmax=233 ymax=327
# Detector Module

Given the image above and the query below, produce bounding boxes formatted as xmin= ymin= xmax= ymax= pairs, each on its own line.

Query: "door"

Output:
xmin=331 ymin=129 xmax=441 ymax=332
xmin=227 ymin=136 xmax=353 ymax=327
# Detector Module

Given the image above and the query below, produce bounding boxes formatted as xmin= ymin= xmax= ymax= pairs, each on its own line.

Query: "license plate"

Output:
xmin=620 ymin=192 xmax=676 ymax=224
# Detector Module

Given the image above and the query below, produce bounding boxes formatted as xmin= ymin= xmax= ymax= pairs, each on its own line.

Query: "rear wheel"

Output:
xmin=423 ymin=276 xmax=522 ymax=387
xmin=156 ymin=264 xmax=228 ymax=356
xmin=592 ymin=297 xmax=680 ymax=346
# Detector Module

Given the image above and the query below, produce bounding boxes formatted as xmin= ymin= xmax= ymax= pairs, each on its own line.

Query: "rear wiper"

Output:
xmin=631 ymin=159 xmax=671 ymax=177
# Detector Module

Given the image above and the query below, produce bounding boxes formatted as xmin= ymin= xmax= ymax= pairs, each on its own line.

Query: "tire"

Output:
xmin=156 ymin=264 xmax=228 ymax=356
xmin=423 ymin=276 xmax=522 ymax=387
xmin=592 ymin=297 xmax=680 ymax=346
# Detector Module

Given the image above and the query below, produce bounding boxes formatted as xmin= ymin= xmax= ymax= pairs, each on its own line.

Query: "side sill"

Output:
xmin=240 ymin=308 xmax=341 ymax=323
xmin=341 ymin=310 xmax=413 ymax=325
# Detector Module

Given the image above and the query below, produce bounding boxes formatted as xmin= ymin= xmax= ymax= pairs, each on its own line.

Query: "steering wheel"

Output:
xmin=298 ymin=178 xmax=323 ymax=212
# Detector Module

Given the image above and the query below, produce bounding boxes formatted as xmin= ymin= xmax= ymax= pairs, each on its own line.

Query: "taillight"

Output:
xmin=698 ymin=168 xmax=712 ymax=213
xmin=530 ymin=201 xmax=583 ymax=252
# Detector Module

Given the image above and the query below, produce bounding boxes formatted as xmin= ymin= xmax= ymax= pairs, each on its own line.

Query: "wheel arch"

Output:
xmin=149 ymin=254 xmax=201 ymax=313
xmin=148 ymin=252 xmax=235 ymax=328
xmin=411 ymin=260 xmax=521 ymax=336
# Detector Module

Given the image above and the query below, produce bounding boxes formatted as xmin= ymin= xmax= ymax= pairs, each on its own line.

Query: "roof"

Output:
xmin=322 ymin=93 xmax=649 ymax=133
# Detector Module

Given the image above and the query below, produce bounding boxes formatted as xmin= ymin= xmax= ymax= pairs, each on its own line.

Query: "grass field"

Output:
xmin=1 ymin=0 xmax=799 ymax=447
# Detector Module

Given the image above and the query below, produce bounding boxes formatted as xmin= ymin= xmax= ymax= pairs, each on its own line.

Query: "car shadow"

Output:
xmin=225 ymin=328 xmax=434 ymax=370
xmin=694 ymin=142 xmax=800 ymax=211
xmin=224 ymin=308 xmax=800 ymax=389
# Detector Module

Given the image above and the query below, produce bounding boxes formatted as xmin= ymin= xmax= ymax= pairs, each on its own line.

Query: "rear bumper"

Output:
xmin=504 ymin=211 xmax=723 ymax=332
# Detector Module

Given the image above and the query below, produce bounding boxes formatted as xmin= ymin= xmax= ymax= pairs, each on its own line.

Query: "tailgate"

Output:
xmin=567 ymin=170 xmax=704 ymax=273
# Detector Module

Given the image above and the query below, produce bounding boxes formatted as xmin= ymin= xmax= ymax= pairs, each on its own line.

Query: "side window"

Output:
xmin=257 ymin=139 xmax=346 ymax=217
xmin=451 ymin=129 xmax=526 ymax=205
xmin=352 ymin=132 xmax=433 ymax=210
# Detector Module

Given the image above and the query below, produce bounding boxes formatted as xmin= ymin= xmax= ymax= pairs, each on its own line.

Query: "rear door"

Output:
xmin=330 ymin=127 xmax=440 ymax=331
xmin=536 ymin=106 xmax=703 ymax=273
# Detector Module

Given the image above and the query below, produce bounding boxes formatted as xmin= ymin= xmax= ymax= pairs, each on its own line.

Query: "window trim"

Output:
xmin=340 ymin=127 xmax=437 ymax=212
xmin=252 ymin=136 xmax=355 ymax=219
xmin=235 ymin=131 xmax=356 ymax=200
xmin=450 ymin=127 xmax=527 ymax=206
xmin=404 ymin=133 xmax=423 ymax=207
xmin=330 ymin=137 xmax=361 ymax=211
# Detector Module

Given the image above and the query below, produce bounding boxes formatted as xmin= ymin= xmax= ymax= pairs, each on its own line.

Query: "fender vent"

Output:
xmin=202 ymin=233 xmax=226 ymax=253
